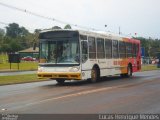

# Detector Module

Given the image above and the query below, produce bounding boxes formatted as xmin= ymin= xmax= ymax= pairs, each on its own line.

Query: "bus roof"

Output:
xmin=40 ymin=29 xmax=140 ymax=43
xmin=40 ymin=29 xmax=122 ymax=37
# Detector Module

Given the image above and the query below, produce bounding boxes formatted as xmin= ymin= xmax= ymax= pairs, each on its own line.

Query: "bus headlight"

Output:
xmin=69 ymin=66 xmax=80 ymax=72
xmin=38 ymin=67 xmax=44 ymax=72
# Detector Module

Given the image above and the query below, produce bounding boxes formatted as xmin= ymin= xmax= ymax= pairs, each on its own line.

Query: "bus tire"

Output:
xmin=90 ymin=67 xmax=100 ymax=83
xmin=121 ymin=64 xmax=132 ymax=78
xmin=56 ymin=79 xmax=65 ymax=84
xmin=127 ymin=64 xmax=132 ymax=77
xmin=120 ymin=74 xmax=126 ymax=77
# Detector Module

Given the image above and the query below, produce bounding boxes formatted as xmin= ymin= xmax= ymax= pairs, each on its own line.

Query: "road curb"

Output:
xmin=0 ymin=70 xmax=37 ymax=73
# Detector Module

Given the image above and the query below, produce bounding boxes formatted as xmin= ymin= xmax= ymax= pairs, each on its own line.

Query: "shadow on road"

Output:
xmin=43 ymin=75 xmax=138 ymax=88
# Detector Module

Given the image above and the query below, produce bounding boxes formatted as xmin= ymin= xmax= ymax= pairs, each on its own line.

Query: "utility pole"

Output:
xmin=148 ymin=37 xmax=151 ymax=60
xmin=119 ymin=26 xmax=121 ymax=35
xmin=105 ymin=25 xmax=107 ymax=32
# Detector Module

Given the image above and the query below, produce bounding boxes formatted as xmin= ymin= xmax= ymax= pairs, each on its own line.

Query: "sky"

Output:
xmin=0 ymin=0 xmax=160 ymax=39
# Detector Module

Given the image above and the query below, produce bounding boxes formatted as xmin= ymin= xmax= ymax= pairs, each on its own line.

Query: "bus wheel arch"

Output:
xmin=90 ymin=64 xmax=100 ymax=83
xmin=121 ymin=63 xmax=132 ymax=78
xmin=127 ymin=63 xmax=133 ymax=77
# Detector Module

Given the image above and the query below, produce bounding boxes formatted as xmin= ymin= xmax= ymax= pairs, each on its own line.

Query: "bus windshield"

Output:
xmin=40 ymin=39 xmax=80 ymax=64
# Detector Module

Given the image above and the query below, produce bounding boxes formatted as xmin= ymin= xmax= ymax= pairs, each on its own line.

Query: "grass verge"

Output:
xmin=0 ymin=62 xmax=38 ymax=71
xmin=0 ymin=52 xmax=38 ymax=71
xmin=141 ymin=65 xmax=160 ymax=71
xmin=0 ymin=74 xmax=48 ymax=86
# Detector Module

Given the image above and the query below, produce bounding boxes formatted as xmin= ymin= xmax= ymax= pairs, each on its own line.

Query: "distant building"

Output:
xmin=18 ymin=47 xmax=39 ymax=58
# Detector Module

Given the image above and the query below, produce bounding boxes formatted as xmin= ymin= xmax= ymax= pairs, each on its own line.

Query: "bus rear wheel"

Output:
xmin=127 ymin=65 xmax=132 ymax=77
xmin=90 ymin=67 xmax=100 ymax=83
xmin=56 ymin=79 xmax=65 ymax=84
xmin=121 ymin=65 xmax=132 ymax=78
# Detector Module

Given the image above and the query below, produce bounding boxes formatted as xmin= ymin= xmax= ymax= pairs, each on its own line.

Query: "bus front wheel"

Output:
xmin=90 ymin=67 xmax=100 ymax=83
xmin=127 ymin=65 xmax=132 ymax=77
xmin=56 ymin=79 xmax=65 ymax=84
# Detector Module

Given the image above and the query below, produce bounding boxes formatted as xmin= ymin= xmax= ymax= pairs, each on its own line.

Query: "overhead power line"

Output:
xmin=0 ymin=1 xmax=97 ymax=31
xmin=0 ymin=1 xmax=148 ymax=38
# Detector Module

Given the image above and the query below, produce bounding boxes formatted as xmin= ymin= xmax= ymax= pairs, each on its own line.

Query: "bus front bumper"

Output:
xmin=37 ymin=72 xmax=82 ymax=80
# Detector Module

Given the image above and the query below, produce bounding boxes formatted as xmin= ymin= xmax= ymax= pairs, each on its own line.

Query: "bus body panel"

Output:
xmin=38 ymin=29 xmax=141 ymax=81
xmin=38 ymin=66 xmax=82 ymax=80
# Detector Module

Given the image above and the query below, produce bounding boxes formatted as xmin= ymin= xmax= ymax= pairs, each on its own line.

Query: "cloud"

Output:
xmin=0 ymin=0 xmax=160 ymax=38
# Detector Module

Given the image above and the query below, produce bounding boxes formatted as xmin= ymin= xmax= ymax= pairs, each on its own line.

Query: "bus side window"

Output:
xmin=136 ymin=44 xmax=139 ymax=56
xmin=80 ymin=35 xmax=87 ymax=40
xmin=126 ymin=42 xmax=132 ymax=58
xmin=105 ymin=39 xmax=112 ymax=58
xmin=112 ymin=40 xmax=119 ymax=58
xmin=97 ymin=38 xmax=105 ymax=59
xmin=133 ymin=43 xmax=137 ymax=57
xmin=119 ymin=41 xmax=126 ymax=58
xmin=88 ymin=37 xmax=96 ymax=59
xmin=81 ymin=41 xmax=88 ymax=63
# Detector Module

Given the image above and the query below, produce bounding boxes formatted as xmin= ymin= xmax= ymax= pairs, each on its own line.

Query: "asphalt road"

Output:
xmin=0 ymin=70 xmax=160 ymax=114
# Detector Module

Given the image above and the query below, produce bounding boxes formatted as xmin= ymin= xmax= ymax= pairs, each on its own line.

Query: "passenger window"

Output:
xmin=88 ymin=37 xmax=96 ymax=59
xmin=126 ymin=42 xmax=132 ymax=57
xmin=81 ymin=41 xmax=88 ymax=63
xmin=97 ymin=38 xmax=105 ymax=59
xmin=112 ymin=40 xmax=119 ymax=58
xmin=119 ymin=41 xmax=126 ymax=58
xmin=105 ymin=39 xmax=112 ymax=58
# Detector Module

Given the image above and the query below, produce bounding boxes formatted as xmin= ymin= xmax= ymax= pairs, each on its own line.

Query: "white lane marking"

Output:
xmin=5 ymin=86 xmax=115 ymax=111
xmin=26 ymin=87 xmax=114 ymax=106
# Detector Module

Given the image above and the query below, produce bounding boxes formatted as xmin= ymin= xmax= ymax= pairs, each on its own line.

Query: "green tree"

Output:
xmin=34 ymin=29 xmax=42 ymax=44
xmin=20 ymin=27 xmax=29 ymax=36
xmin=4 ymin=23 xmax=34 ymax=53
xmin=52 ymin=26 xmax=62 ymax=29
xmin=9 ymin=40 xmax=22 ymax=52
xmin=6 ymin=23 xmax=21 ymax=38
xmin=134 ymin=37 xmax=160 ymax=57
xmin=150 ymin=39 xmax=160 ymax=57
xmin=0 ymin=28 xmax=5 ymax=52
xmin=6 ymin=23 xmax=29 ymax=38
xmin=0 ymin=28 xmax=5 ymax=43
xmin=0 ymin=28 xmax=5 ymax=36
xmin=0 ymin=44 xmax=11 ymax=53
xmin=34 ymin=29 xmax=42 ymax=34
xmin=64 ymin=24 xmax=72 ymax=29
